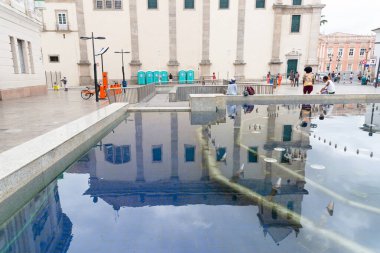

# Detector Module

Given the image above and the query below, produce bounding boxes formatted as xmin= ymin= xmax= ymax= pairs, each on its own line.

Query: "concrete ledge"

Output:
xmin=127 ymin=106 xmax=190 ymax=112
xmin=0 ymin=85 xmax=47 ymax=101
xmin=190 ymin=94 xmax=380 ymax=111
xmin=0 ymin=103 xmax=128 ymax=223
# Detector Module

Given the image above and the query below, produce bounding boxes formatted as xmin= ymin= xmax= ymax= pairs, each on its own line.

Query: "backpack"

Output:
xmin=246 ymin=86 xmax=255 ymax=95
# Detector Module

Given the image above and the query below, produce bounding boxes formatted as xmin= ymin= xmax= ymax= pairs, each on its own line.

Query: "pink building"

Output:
xmin=318 ymin=33 xmax=375 ymax=74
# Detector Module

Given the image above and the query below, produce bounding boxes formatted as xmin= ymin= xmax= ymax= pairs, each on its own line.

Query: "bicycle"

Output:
xmin=80 ymin=87 xmax=95 ymax=100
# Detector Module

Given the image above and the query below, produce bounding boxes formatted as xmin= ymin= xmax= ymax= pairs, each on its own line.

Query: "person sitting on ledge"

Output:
xmin=226 ymin=79 xmax=237 ymax=95
xmin=320 ymin=76 xmax=335 ymax=94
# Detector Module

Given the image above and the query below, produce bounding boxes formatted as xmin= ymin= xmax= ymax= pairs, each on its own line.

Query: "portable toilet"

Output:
xmin=187 ymin=70 xmax=194 ymax=84
xmin=178 ymin=70 xmax=187 ymax=84
xmin=160 ymin=71 xmax=168 ymax=84
xmin=137 ymin=71 xmax=146 ymax=85
xmin=146 ymin=71 xmax=154 ymax=84
xmin=153 ymin=71 xmax=160 ymax=84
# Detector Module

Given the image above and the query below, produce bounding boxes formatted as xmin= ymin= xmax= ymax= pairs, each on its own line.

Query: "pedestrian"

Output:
xmin=158 ymin=74 xmax=162 ymax=85
xmin=290 ymin=70 xmax=295 ymax=87
xmin=295 ymin=72 xmax=300 ymax=87
xmin=266 ymin=72 xmax=271 ymax=84
xmin=336 ymin=72 xmax=341 ymax=83
xmin=61 ymin=77 xmax=68 ymax=91
xmin=302 ymin=66 xmax=314 ymax=94
xmin=331 ymin=71 xmax=336 ymax=81
xmin=169 ymin=73 xmax=173 ymax=83
xmin=349 ymin=72 xmax=353 ymax=84
xmin=320 ymin=76 xmax=335 ymax=94
xmin=328 ymin=73 xmax=332 ymax=80
xmin=226 ymin=79 xmax=237 ymax=95
xmin=212 ymin=72 xmax=216 ymax=85
xmin=277 ymin=73 xmax=282 ymax=87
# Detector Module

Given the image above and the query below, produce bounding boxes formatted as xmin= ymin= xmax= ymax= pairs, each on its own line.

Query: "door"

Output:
xmin=287 ymin=59 xmax=298 ymax=77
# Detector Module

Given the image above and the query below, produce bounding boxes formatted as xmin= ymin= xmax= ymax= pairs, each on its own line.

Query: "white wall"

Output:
xmin=0 ymin=2 xmax=45 ymax=90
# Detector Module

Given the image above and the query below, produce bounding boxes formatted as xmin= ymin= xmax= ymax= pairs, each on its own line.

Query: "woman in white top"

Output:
xmin=321 ymin=76 xmax=335 ymax=94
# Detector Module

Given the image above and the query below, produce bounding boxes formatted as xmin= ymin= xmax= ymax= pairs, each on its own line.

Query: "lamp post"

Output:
xmin=80 ymin=32 xmax=106 ymax=102
xmin=114 ymin=49 xmax=130 ymax=87
xmin=327 ymin=53 xmax=333 ymax=72
xmin=335 ymin=55 xmax=342 ymax=72
xmin=95 ymin=47 xmax=109 ymax=73
xmin=363 ymin=47 xmax=371 ymax=74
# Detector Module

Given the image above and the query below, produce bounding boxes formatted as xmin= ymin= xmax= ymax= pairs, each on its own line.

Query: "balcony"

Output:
xmin=56 ymin=22 xmax=70 ymax=31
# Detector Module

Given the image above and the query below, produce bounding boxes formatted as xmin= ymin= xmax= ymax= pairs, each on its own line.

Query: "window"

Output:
xmin=348 ymin=64 xmax=353 ymax=71
xmin=248 ymin=147 xmax=258 ymax=163
xmin=114 ymin=0 xmax=122 ymax=9
xmin=148 ymin=0 xmax=157 ymax=9
xmin=360 ymin=48 xmax=365 ymax=56
xmin=338 ymin=48 xmax=343 ymax=57
xmin=105 ymin=0 xmax=112 ymax=8
xmin=152 ymin=145 xmax=162 ymax=162
xmin=104 ymin=144 xmax=131 ymax=164
xmin=56 ymin=11 xmax=68 ymax=30
xmin=291 ymin=15 xmax=301 ymax=33
xmin=96 ymin=0 xmax=103 ymax=9
xmin=283 ymin=125 xmax=292 ymax=142
xmin=293 ymin=0 xmax=302 ymax=5
xmin=185 ymin=145 xmax=195 ymax=162
xmin=184 ymin=0 xmax=194 ymax=9
xmin=17 ymin=39 xmax=26 ymax=73
xmin=219 ymin=0 xmax=229 ymax=9
xmin=49 ymin=55 xmax=59 ymax=63
xmin=256 ymin=0 xmax=265 ymax=8
xmin=348 ymin=48 xmax=354 ymax=57
xmin=9 ymin=36 xmax=19 ymax=74
xmin=27 ymin=41 xmax=34 ymax=74
xmin=216 ymin=147 xmax=227 ymax=161
xmin=327 ymin=48 xmax=333 ymax=56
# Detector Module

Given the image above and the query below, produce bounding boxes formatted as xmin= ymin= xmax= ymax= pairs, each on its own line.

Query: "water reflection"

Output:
xmin=68 ymin=108 xmax=312 ymax=245
xmin=0 ymin=182 xmax=72 ymax=253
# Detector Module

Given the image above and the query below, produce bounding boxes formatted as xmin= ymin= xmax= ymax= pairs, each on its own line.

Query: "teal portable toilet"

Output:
xmin=187 ymin=70 xmax=194 ymax=84
xmin=146 ymin=71 xmax=154 ymax=84
xmin=160 ymin=71 xmax=168 ymax=84
xmin=137 ymin=71 xmax=146 ymax=85
xmin=178 ymin=70 xmax=187 ymax=84
xmin=153 ymin=71 xmax=160 ymax=84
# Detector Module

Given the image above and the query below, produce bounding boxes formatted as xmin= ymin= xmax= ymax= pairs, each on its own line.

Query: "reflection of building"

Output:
xmin=318 ymin=33 xmax=375 ymax=73
xmin=360 ymin=104 xmax=380 ymax=136
xmin=0 ymin=182 xmax=72 ymax=253
xmin=0 ymin=0 xmax=46 ymax=100
xmin=40 ymin=0 xmax=324 ymax=85
xmin=69 ymin=108 xmax=310 ymax=245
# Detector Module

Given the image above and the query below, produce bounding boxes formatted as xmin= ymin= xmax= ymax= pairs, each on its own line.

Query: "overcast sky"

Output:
xmin=320 ymin=0 xmax=379 ymax=35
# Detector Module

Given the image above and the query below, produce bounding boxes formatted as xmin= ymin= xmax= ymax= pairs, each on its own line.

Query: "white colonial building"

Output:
xmin=40 ymin=0 xmax=324 ymax=86
xmin=0 ymin=0 xmax=46 ymax=100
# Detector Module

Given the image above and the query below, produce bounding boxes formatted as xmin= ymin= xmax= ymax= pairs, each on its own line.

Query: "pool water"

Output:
xmin=1 ymin=103 xmax=380 ymax=253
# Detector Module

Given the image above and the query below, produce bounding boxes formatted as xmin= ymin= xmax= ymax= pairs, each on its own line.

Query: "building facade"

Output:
xmin=318 ymin=32 xmax=375 ymax=74
xmin=0 ymin=0 xmax=46 ymax=100
xmin=41 ymin=0 xmax=324 ymax=86
xmin=373 ymin=28 xmax=380 ymax=84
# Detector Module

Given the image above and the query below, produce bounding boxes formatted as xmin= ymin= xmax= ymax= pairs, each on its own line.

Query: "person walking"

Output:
xmin=302 ymin=66 xmax=314 ymax=94
xmin=321 ymin=76 xmax=335 ymax=94
xmin=295 ymin=72 xmax=300 ymax=87
xmin=336 ymin=72 xmax=341 ymax=84
xmin=169 ymin=73 xmax=173 ymax=83
xmin=277 ymin=73 xmax=282 ymax=87
xmin=212 ymin=72 xmax=216 ymax=85
xmin=266 ymin=72 xmax=271 ymax=84
xmin=290 ymin=70 xmax=295 ymax=87
xmin=61 ymin=77 xmax=68 ymax=91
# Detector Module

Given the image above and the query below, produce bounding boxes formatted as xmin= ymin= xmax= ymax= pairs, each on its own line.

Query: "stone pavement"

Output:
xmin=1 ymin=84 xmax=379 ymax=153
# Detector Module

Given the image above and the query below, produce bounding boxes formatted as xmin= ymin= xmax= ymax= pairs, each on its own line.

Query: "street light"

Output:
xmin=327 ymin=53 xmax=333 ymax=72
xmin=114 ymin=49 xmax=130 ymax=87
xmin=335 ymin=55 xmax=342 ymax=72
xmin=363 ymin=47 xmax=372 ymax=74
xmin=80 ymin=32 xmax=106 ymax=102
xmin=95 ymin=47 xmax=109 ymax=73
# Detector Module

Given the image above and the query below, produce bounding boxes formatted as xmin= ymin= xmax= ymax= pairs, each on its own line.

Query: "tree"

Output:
xmin=320 ymin=15 xmax=328 ymax=26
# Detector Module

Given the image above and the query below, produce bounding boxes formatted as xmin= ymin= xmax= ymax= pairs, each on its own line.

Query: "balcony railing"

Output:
xmin=56 ymin=23 xmax=70 ymax=31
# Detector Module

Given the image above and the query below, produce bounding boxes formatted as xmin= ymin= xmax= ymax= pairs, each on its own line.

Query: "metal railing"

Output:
xmin=236 ymin=83 xmax=274 ymax=95
xmin=107 ymin=84 xmax=156 ymax=104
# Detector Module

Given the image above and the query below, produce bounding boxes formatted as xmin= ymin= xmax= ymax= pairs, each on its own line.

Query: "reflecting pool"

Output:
xmin=1 ymin=103 xmax=380 ymax=253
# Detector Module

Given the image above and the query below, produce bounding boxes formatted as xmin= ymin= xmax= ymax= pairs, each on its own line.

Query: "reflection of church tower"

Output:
xmin=171 ymin=112 xmax=179 ymax=180
xmin=135 ymin=112 xmax=145 ymax=182
xmin=0 ymin=182 xmax=73 ymax=253
xmin=233 ymin=106 xmax=241 ymax=175
xmin=257 ymin=104 xmax=309 ymax=245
